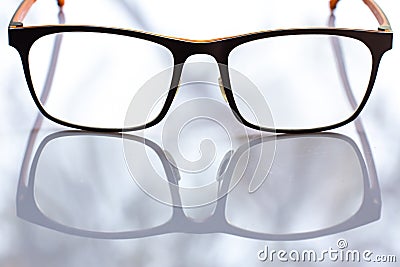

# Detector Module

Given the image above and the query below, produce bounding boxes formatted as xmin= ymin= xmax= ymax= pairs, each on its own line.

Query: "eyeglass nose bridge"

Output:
xmin=169 ymin=38 xmax=234 ymax=86
xmin=163 ymin=48 xmax=243 ymax=132
xmin=170 ymin=50 xmax=232 ymax=105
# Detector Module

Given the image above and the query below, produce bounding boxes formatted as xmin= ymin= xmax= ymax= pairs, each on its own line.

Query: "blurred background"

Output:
xmin=1 ymin=0 xmax=400 ymax=266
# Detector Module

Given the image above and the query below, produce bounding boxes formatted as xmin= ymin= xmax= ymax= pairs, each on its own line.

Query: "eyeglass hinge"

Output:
xmin=378 ymin=25 xmax=391 ymax=32
xmin=10 ymin=22 xmax=23 ymax=27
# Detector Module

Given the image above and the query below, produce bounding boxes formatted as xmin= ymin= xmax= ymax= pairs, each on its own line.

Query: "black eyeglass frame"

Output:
xmin=8 ymin=0 xmax=393 ymax=133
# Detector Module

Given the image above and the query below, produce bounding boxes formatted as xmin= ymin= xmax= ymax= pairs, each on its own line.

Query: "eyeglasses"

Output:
xmin=9 ymin=0 xmax=392 ymax=133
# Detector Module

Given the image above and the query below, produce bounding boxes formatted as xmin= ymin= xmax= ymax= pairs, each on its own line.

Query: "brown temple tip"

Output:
xmin=57 ymin=0 xmax=65 ymax=7
xmin=330 ymin=0 xmax=339 ymax=11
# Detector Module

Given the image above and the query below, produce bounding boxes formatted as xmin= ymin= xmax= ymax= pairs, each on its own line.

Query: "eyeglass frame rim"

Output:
xmin=8 ymin=1 xmax=393 ymax=134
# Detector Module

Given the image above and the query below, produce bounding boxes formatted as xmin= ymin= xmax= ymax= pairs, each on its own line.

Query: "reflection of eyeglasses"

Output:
xmin=222 ymin=133 xmax=380 ymax=240
xmin=9 ymin=0 xmax=392 ymax=133
xmin=17 ymin=130 xmax=380 ymax=240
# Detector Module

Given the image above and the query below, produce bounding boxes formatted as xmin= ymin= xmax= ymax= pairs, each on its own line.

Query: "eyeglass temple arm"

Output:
xmin=330 ymin=0 xmax=391 ymax=31
xmin=11 ymin=0 xmax=391 ymax=31
xmin=10 ymin=0 xmax=64 ymax=25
